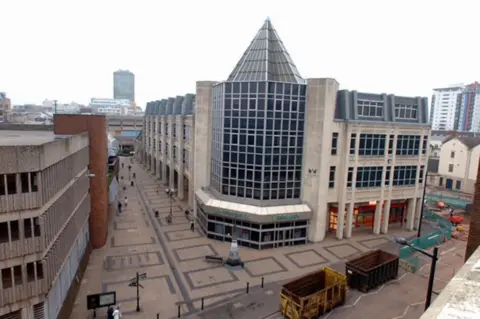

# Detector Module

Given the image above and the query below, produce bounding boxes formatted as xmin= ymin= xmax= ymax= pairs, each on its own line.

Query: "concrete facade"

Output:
xmin=0 ymin=128 xmax=91 ymax=318
xmin=53 ymin=114 xmax=109 ymax=249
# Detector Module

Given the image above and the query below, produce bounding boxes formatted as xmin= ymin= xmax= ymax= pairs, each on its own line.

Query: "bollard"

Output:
xmin=201 ymin=297 xmax=204 ymax=310
xmin=261 ymin=277 xmax=264 ymax=288
xmin=178 ymin=304 xmax=181 ymax=318
xmin=157 ymin=314 xmax=159 ymax=319
xmin=246 ymin=282 xmax=250 ymax=294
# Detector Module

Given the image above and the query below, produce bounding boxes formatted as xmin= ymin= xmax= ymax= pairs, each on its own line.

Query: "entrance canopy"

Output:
xmin=195 ymin=189 xmax=312 ymax=224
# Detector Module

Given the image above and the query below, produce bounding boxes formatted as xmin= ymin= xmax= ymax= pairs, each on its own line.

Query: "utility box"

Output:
xmin=280 ymin=267 xmax=347 ymax=319
xmin=345 ymin=249 xmax=399 ymax=293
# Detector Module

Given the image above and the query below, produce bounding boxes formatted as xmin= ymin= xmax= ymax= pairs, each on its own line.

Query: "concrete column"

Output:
xmin=381 ymin=199 xmax=391 ymax=234
xmin=406 ymin=198 xmax=417 ymax=230
xmin=373 ymin=200 xmax=383 ymax=235
xmin=193 ymin=81 xmax=215 ymax=218
xmin=188 ymin=178 xmax=194 ymax=208
xmin=345 ymin=203 xmax=354 ymax=238
xmin=414 ymin=197 xmax=423 ymax=230
xmin=336 ymin=202 xmax=345 ymax=240
xmin=300 ymin=78 xmax=340 ymax=242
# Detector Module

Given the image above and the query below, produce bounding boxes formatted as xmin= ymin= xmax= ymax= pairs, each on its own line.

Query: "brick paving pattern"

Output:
xmin=71 ymin=157 xmax=464 ymax=318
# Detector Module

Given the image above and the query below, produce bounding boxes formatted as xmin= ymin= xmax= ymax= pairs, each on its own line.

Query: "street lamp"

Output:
xmin=165 ymin=188 xmax=176 ymax=222
xmin=417 ymin=171 xmax=429 ymax=238
xmin=393 ymin=236 xmax=438 ymax=310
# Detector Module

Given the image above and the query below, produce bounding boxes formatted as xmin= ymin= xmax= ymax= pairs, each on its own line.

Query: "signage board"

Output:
xmin=87 ymin=291 xmax=116 ymax=310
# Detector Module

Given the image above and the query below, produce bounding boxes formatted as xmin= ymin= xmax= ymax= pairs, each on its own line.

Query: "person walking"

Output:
xmin=124 ymin=197 xmax=128 ymax=207
xmin=128 ymin=165 xmax=132 ymax=172
xmin=117 ymin=201 xmax=122 ymax=214
xmin=121 ymin=163 xmax=124 ymax=169
xmin=190 ymin=220 xmax=195 ymax=232
xmin=112 ymin=306 xmax=122 ymax=319
xmin=107 ymin=306 xmax=114 ymax=319
xmin=132 ymin=172 xmax=136 ymax=179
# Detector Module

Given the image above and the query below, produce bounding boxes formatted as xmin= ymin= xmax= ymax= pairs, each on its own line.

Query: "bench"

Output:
xmin=205 ymin=255 xmax=223 ymax=264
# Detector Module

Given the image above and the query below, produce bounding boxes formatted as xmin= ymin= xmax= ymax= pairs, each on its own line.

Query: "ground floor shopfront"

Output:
xmin=196 ymin=205 xmax=309 ymax=250
xmin=328 ymin=198 xmax=421 ymax=240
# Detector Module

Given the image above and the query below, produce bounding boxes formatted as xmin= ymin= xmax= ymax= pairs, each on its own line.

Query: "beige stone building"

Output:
xmin=0 ymin=126 xmax=91 ymax=318
xmin=139 ymin=18 xmax=430 ymax=249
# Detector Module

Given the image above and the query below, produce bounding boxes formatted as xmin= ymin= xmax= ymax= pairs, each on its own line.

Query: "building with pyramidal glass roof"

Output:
xmin=141 ymin=18 xmax=431 ymax=249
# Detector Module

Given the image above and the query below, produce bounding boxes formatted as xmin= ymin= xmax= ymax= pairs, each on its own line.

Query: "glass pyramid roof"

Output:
xmin=227 ymin=18 xmax=305 ymax=84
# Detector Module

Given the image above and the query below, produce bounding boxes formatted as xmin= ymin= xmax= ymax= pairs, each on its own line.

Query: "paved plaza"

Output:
xmin=71 ymin=157 xmax=458 ymax=319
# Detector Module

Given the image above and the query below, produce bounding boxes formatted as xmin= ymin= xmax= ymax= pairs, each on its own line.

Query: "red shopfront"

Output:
xmin=328 ymin=201 xmax=408 ymax=233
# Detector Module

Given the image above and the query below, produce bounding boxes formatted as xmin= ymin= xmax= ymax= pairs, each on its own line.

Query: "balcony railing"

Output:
xmin=0 ymin=237 xmax=42 ymax=260
xmin=0 ymin=278 xmax=47 ymax=307
xmin=0 ymin=192 xmax=41 ymax=213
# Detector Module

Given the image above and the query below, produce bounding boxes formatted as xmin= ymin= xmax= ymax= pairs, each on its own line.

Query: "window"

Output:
xmin=422 ymin=135 xmax=428 ymax=155
xmin=357 ymin=100 xmax=383 ymax=117
xmin=183 ymin=124 xmax=187 ymax=140
xmin=388 ymin=135 xmax=394 ymax=155
xmin=331 ymin=133 xmax=338 ymax=155
xmin=173 ymin=146 xmax=177 ymax=160
xmin=396 ymin=135 xmax=421 ymax=156
xmin=173 ymin=124 xmax=177 ymax=138
xmin=329 ymin=166 xmax=335 ymax=188
xmin=0 ymin=175 xmax=5 ymax=195
xmin=350 ymin=134 xmax=357 ymax=155
xmin=347 ymin=167 xmax=354 ymax=187
xmin=6 ymin=174 xmax=16 ymax=194
xmin=385 ymin=167 xmax=391 ymax=186
xmin=165 ymin=143 xmax=169 ymax=156
xmin=450 ymin=151 xmax=455 ymax=158
xmin=358 ymin=134 xmax=386 ymax=156
xmin=394 ymin=103 xmax=418 ymax=119
xmin=165 ymin=123 xmax=169 ymax=136
xmin=419 ymin=165 xmax=425 ymax=184
xmin=439 ymin=177 xmax=443 ymax=186
xmin=448 ymin=164 xmax=454 ymax=172
xmin=393 ymin=166 xmax=417 ymax=186
xmin=355 ymin=166 xmax=383 ymax=188
xmin=455 ymin=180 xmax=461 ymax=190
xmin=20 ymin=173 xmax=29 ymax=193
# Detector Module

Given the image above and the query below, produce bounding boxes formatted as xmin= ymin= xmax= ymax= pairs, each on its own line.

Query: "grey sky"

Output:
xmin=1 ymin=0 xmax=478 ymax=108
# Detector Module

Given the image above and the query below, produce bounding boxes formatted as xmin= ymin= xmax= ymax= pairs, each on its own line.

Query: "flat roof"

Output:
xmin=0 ymin=130 xmax=66 ymax=146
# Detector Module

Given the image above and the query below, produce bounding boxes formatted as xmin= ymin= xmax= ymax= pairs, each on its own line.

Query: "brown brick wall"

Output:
xmin=466 ymin=156 xmax=480 ymax=261
xmin=54 ymin=115 xmax=108 ymax=249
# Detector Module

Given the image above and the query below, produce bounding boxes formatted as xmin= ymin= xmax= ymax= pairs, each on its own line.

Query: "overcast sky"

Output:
xmin=1 ymin=0 xmax=479 ymax=108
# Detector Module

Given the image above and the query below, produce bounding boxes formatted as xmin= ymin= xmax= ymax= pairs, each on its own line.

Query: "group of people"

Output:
xmin=107 ymin=305 xmax=122 ymax=319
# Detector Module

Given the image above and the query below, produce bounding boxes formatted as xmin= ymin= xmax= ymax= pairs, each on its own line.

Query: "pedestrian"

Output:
xmin=133 ymin=172 xmax=136 ymax=179
xmin=112 ymin=306 xmax=122 ymax=319
xmin=107 ymin=306 xmax=114 ymax=319
xmin=117 ymin=202 xmax=122 ymax=214
xmin=128 ymin=165 xmax=132 ymax=172
xmin=124 ymin=197 xmax=128 ymax=207
xmin=185 ymin=209 xmax=190 ymax=219
xmin=121 ymin=163 xmax=124 ymax=169
xmin=130 ymin=180 xmax=134 ymax=187
xmin=190 ymin=220 xmax=195 ymax=232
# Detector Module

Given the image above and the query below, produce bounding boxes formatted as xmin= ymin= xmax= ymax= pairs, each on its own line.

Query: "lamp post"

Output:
xmin=417 ymin=172 xmax=429 ymax=238
xmin=165 ymin=188 xmax=176 ymax=221
xmin=393 ymin=236 xmax=438 ymax=310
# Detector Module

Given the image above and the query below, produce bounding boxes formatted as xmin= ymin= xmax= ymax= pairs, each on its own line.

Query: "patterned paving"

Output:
xmin=72 ymin=158 xmax=419 ymax=319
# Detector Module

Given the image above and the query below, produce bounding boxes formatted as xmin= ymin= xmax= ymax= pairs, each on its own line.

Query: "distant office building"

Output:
xmin=89 ymin=98 xmax=131 ymax=115
xmin=431 ymin=82 xmax=480 ymax=132
xmin=113 ymin=70 xmax=135 ymax=102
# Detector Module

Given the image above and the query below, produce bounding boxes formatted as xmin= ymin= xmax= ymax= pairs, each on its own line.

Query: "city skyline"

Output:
xmin=1 ymin=0 xmax=478 ymax=108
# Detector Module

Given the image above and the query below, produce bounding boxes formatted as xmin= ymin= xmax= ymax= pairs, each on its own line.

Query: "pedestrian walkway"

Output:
xmin=72 ymin=157 xmax=420 ymax=318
